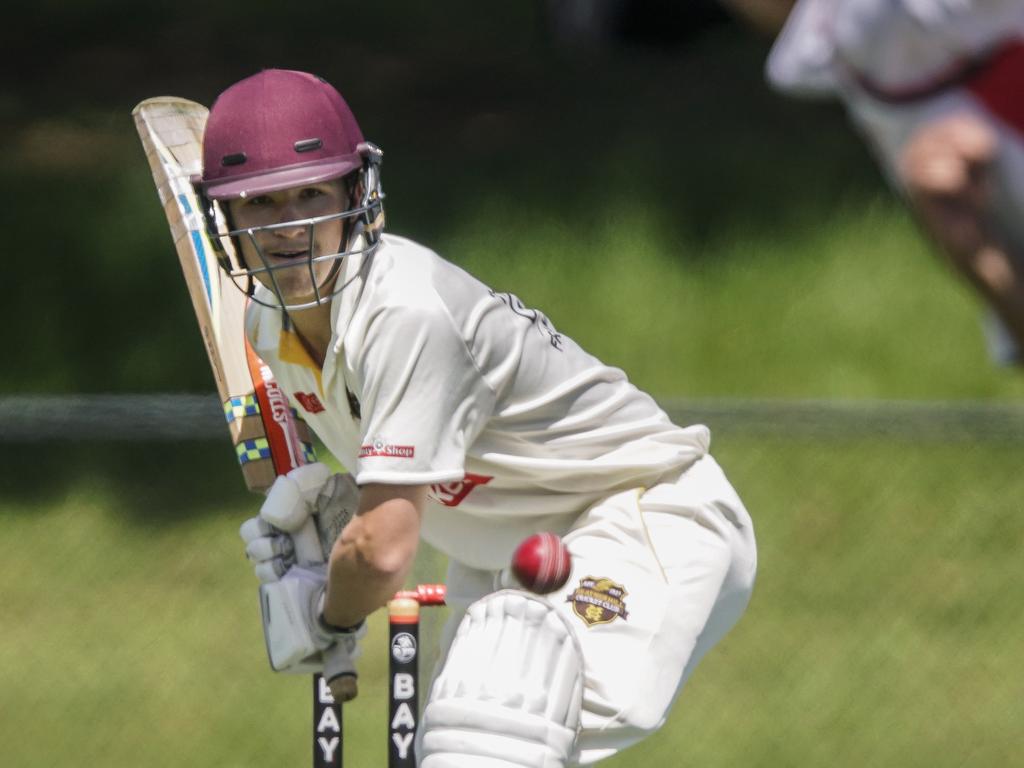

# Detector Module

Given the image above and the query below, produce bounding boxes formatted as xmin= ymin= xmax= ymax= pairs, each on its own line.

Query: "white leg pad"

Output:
xmin=420 ymin=590 xmax=583 ymax=768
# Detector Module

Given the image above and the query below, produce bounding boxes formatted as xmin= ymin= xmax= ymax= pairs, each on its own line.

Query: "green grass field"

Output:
xmin=2 ymin=435 xmax=1021 ymax=767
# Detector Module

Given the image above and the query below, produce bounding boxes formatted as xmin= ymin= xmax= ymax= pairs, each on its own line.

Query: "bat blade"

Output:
xmin=132 ymin=97 xmax=314 ymax=492
xmin=133 ymin=97 xmax=338 ymax=767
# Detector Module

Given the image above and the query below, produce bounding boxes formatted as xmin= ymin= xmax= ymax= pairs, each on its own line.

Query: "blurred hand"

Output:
xmin=900 ymin=112 xmax=998 ymax=261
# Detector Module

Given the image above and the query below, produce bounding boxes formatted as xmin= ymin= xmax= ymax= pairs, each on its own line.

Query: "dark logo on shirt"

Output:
xmin=345 ymin=387 xmax=361 ymax=421
xmin=489 ymin=291 xmax=563 ymax=350
xmin=567 ymin=577 xmax=629 ymax=627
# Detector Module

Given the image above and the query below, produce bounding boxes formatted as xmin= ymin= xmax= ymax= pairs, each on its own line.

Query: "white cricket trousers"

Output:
xmin=434 ymin=454 xmax=757 ymax=765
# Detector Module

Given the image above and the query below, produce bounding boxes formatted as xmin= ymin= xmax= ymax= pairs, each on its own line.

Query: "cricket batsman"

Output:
xmin=208 ymin=69 xmax=757 ymax=765
xmin=756 ymin=0 xmax=1024 ymax=364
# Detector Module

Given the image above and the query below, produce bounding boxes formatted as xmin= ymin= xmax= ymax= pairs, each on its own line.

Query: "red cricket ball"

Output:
xmin=511 ymin=532 xmax=572 ymax=594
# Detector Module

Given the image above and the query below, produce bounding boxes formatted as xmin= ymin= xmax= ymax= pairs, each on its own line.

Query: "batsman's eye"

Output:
xmin=298 ymin=187 xmax=329 ymax=200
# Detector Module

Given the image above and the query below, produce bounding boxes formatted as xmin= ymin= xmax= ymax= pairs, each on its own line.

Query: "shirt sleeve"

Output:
xmin=766 ymin=0 xmax=843 ymax=99
xmin=832 ymin=0 xmax=1024 ymax=91
xmin=350 ymin=298 xmax=496 ymax=485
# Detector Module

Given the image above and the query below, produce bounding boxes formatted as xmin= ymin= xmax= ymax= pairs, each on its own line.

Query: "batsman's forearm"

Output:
xmin=322 ymin=544 xmax=414 ymax=628
xmin=321 ymin=491 xmax=422 ymax=628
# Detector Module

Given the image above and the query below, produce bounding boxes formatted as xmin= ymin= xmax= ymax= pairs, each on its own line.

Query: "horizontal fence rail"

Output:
xmin=1 ymin=394 xmax=1021 ymax=442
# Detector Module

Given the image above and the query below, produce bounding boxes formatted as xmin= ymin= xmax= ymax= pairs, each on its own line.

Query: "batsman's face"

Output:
xmin=227 ymin=181 xmax=348 ymax=302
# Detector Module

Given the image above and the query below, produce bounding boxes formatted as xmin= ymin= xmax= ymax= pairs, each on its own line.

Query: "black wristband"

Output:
xmin=318 ymin=615 xmax=365 ymax=635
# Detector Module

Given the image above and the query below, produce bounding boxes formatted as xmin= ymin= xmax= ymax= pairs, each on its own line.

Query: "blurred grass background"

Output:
xmin=3 ymin=435 xmax=1021 ymax=767
xmin=2 ymin=2 xmax=1022 ymax=766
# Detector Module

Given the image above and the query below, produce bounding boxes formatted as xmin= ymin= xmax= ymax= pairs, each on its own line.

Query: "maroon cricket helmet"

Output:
xmin=200 ymin=69 xmax=365 ymax=200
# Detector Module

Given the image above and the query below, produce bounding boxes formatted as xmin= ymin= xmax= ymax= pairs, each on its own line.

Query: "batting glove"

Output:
xmin=240 ymin=463 xmax=359 ymax=582
xmin=259 ymin=562 xmax=366 ymax=685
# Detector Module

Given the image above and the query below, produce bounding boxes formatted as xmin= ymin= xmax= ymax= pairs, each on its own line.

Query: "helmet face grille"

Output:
xmin=196 ymin=141 xmax=386 ymax=312
xmin=227 ymin=209 xmax=379 ymax=311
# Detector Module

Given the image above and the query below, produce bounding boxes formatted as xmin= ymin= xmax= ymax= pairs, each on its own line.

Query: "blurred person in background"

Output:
xmin=723 ymin=0 xmax=1024 ymax=365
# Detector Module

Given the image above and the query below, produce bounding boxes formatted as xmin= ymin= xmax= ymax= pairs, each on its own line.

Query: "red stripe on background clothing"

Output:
xmin=846 ymin=38 xmax=1024 ymax=115
xmin=967 ymin=40 xmax=1024 ymax=136
xmin=847 ymin=55 xmax=977 ymax=103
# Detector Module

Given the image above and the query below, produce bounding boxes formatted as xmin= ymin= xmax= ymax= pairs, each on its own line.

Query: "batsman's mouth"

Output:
xmin=270 ymin=249 xmax=311 ymax=260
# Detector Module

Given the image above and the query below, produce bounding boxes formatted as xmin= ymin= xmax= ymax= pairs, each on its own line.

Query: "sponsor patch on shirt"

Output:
xmin=567 ymin=577 xmax=629 ymax=627
xmin=429 ymin=473 xmax=493 ymax=507
xmin=359 ymin=437 xmax=415 ymax=459
xmin=294 ymin=391 xmax=326 ymax=414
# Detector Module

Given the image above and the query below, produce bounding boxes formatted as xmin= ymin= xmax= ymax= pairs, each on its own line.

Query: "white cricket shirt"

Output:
xmin=247 ymin=234 xmax=709 ymax=568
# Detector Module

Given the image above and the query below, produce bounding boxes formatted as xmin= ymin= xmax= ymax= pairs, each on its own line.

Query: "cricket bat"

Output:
xmin=132 ymin=97 xmax=343 ymax=768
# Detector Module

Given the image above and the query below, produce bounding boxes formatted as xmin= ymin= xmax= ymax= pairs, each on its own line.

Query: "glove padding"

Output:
xmin=259 ymin=562 xmax=365 ymax=697
xmin=240 ymin=463 xmax=359 ymax=582
xmin=241 ymin=463 xmax=363 ymax=692
xmin=241 ymin=517 xmax=295 ymax=583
